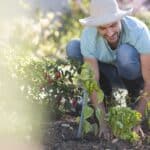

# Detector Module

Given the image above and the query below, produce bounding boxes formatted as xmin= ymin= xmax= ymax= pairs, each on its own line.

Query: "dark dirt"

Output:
xmin=42 ymin=115 xmax=150 ymax=150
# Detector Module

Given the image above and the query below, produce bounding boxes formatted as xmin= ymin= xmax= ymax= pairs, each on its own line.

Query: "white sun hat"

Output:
xmin=79 ymin=0 xmax=133 ymax=26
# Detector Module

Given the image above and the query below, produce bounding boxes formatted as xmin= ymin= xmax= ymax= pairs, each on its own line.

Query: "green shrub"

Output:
xmin=108 ymin=107 xmax=142 ymax=142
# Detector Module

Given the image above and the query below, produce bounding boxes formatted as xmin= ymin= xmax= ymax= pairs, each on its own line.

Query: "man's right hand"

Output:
xmin=97 ymin=102 xmax=112 ymax=140
xmin=98 ymin=120 xmax=112 ymax=140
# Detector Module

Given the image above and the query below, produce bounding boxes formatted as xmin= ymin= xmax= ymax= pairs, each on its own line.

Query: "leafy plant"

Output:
xmin=12 ymin=56 xmax=82 ymax=116
xmin=78 ymin=63 xmax=104 ymax=102
xmin=76 ymin=63 xmax=104 ymax=136
xmin=107 ymin=107 xmax=141 ymax=142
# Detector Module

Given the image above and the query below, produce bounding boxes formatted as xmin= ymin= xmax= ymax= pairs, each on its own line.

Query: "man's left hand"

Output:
xmin=133 ymin=125 xmax=145 ymax=139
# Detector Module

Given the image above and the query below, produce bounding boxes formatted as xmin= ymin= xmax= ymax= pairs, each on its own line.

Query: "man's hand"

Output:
xmin=133 ymin=125 xmax=145 ymax=139
xmin=95 ymin=101 xmax=112 ymax=140
xmin=99 ymin=120 xmax=112 ymax=140
xmin=133 ymin=98 xmax=146 ymax=140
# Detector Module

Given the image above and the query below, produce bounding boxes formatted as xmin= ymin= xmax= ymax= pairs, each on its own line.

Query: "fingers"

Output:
xmin=133 ymin=125 xmax=145 ymax=139
xmin=138 ymin=127 xmax=145 ymax=139
xmin=98 ymin=130 xmax=112 ymax=140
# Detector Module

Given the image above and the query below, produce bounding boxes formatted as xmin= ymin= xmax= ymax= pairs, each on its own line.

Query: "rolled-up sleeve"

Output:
xmin=80 ymin=27 xmax=97 ymax=58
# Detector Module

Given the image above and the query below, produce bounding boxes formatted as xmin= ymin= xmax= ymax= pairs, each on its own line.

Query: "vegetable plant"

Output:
xmin=76 ymin=63 xmax=104 ymax=136
xmin=107 ymin=107 xmax=141 ymax=142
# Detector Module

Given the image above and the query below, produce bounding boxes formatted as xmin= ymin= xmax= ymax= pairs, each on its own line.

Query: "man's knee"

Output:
xmin=116 ymin=44 xmax=142 ymax=80
xmin=66 ymin=39 xmax=83 ymax=61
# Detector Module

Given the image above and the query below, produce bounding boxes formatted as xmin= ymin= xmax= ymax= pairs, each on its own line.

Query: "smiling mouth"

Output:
xmin=107 ymin=34 xmax=118 ymax=41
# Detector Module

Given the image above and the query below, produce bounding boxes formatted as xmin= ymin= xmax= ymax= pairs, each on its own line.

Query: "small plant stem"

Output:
xmin=77 ymin=89 xmax=87 ymax=138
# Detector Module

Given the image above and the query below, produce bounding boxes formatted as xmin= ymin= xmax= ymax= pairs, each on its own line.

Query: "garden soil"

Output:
xmin=42 ymin=115 xmax=150 ymax=150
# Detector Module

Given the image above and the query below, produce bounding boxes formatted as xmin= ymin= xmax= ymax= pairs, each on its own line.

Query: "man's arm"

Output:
xmin=136 ymin=54 xmax=150 ymax=116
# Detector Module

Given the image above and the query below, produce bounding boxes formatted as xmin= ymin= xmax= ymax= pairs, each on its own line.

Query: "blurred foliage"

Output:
xmin=8 ymin=0 xmax=90 ymax=58
xmin=0 ymin=4 xmax=94 ymax=140
xmin=0 ymin=0 xmax=90 ymax=139
xmin=135 ymin=12 xmax=150 ymax=29
xmin=4 ymin=0 xmax=91 ymax=108
xmin=13 ymin=57 xmax=82 ymax=116
xmin=0 ymin=45 xmax=42 ymax=140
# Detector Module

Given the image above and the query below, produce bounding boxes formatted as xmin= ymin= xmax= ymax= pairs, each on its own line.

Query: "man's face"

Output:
xmin=97 ymin=21 xmax=121 ymax=46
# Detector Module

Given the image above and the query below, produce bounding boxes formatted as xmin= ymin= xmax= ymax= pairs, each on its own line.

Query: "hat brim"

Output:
xmin=79 ymin=8 xmax=133 ymax=26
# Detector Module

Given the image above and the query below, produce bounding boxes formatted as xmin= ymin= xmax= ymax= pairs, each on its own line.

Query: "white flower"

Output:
xmin=47 ymin=12 xmax=55 ymax=21
xmin=40 ymin=18 xmax=50 ymax=28
xmin=32 ymin=36 xmax=40 ymax=45
xmin=32 ymin=23 xmax=42 ymax=34
xmin=43 ymin=30 xmax=50 ymax=39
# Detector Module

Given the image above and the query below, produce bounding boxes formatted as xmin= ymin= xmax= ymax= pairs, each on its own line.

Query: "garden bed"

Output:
xmin=42 ymin=115 xmax=150 ymax=150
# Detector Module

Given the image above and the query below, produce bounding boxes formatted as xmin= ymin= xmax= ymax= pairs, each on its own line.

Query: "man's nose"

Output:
xmin=106 ymin=28 xmax=114 ymax=36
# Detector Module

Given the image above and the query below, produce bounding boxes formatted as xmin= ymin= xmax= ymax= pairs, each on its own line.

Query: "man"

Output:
xmin=66 ymin=0 xmax=150 ymax=139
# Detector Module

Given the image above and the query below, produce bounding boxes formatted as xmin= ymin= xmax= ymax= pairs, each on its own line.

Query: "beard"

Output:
xmin=105 ymin=32 xmax=120 ymax=49
xmin=105 ymin=32 xmax=119 ymax=43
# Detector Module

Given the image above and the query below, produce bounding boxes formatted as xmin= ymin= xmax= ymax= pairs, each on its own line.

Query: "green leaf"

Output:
xmin=116 ymin=121 xmax=123 ymax=129
xmin=130 ymin=131 xmax=140 ymax=142
xmin=83 ymin=120 xmax=92 ymax=134
xmin=76 ymin=117 xmax=80 ymax=123
xmin=83 ymin=105 xmax=94 ymax=119
xmin=95 ymin=107 xmax=102 ymax=121
xmin=96 ymin=88 xmax=104 ymax=103
xmin=92 ymin=123 xmax=98 ymax=136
